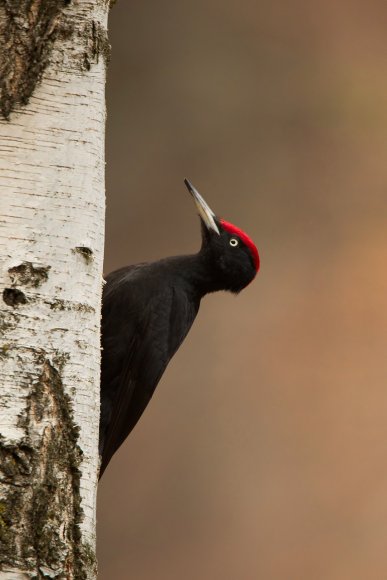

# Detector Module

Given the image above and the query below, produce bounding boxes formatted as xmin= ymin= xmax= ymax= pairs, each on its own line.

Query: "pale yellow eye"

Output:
xmin=229 ymin=238 xmax=239 ymax=247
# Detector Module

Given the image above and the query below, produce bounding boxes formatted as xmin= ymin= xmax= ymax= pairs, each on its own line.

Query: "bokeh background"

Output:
xmin=98 ymin=1 xmax=387 ymax=578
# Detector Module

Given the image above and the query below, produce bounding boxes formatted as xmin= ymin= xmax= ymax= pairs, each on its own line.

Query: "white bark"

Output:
xmin=0 ymin=1 xmax=108 ymax=577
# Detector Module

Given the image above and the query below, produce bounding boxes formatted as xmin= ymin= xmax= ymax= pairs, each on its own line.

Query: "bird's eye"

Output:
xmin=229 ymin=238 xmax=239 ymax=247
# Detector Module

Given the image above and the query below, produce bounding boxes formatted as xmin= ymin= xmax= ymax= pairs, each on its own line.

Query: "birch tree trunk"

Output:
xmin=0 ymin=1 xmax=109 ymax=577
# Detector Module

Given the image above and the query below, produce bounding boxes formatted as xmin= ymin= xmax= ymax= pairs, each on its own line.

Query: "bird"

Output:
xmin=99 ymin=179 xmax=260 ymax=477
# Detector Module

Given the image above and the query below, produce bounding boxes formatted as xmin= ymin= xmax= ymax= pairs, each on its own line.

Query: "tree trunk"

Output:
xmin=0 ymin=1 xmax=109 ymax=577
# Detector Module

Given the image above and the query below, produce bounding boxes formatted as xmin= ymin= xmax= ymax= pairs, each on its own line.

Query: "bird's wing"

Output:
xmin=99 ymin=335 xmax=142 ymax=477
xmin=99 ymin=275 xmax=198 ymax=477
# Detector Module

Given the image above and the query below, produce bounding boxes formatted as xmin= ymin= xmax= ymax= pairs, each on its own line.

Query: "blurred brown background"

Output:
xmin=98 ymin=1 xmax=387 ymax=578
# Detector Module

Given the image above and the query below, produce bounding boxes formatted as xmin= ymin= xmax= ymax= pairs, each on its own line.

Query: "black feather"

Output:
xmin=99 ymin=259 xmax=200 ymax=477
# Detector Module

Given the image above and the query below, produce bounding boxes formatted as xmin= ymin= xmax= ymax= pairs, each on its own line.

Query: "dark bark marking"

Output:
xmin=8 ymin=262 xmax=50 ymax=288
xmin=3 ymin=288 xmax=27 ymax=307
xmin=73 ymin=247 xmax=93 ymax=264
xmin=0 ymin=1 xmax=112 ymax=119
xmin=0 ymin=0 xmax=71 ymax=119
xmin=0 ymin=359 xmax=96 ymax=578
xmin=49 ymin=299 xmax=95 ymax=313
xmin=0 ymin=310 xmax=19 ymax=333
xmin=82 ymin=19 xmax=111 ymax=71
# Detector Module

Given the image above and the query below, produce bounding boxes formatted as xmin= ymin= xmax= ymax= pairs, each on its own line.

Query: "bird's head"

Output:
xmin=184 ymin=179 xmax=260 ymax=294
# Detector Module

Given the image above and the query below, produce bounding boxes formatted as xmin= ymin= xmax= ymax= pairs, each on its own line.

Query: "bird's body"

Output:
xmin=99 ymin=258 xmax=200 ymax=475
xmin=99 ymin=181 xmax=259 ymax=477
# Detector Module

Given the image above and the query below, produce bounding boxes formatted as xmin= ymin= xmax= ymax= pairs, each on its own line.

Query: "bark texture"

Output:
xmin=0 ymin=1 xmax=108 ymax=577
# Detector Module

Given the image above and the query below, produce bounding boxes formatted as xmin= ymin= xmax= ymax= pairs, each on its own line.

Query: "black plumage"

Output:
xmin=99 ymin=180 xmax=259 ymax=477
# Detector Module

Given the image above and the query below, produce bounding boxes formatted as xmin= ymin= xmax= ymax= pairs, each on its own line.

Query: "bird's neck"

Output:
xmin=170 ymin=251 xmax=225 ymax=298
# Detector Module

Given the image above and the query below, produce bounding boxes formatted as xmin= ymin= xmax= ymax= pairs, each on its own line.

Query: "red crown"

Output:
xmin=220 ymin=220 xmax=260 ymax=272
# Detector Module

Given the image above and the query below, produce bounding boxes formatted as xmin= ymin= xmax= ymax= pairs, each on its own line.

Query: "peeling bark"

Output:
xmin=0 ymin=0 xmax=108 ymax=577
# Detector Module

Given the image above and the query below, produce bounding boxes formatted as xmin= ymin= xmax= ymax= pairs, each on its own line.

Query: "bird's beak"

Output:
xmin=184 ymin=179 xmax=220 ymax=235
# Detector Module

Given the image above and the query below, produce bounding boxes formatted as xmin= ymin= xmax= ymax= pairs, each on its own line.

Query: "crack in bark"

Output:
xmin=83 ymin=19 xmax=111 ymax=71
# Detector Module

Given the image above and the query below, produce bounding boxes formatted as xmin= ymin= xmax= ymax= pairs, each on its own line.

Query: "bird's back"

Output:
xmin=99 ymin=260 xmax=200 ymax=476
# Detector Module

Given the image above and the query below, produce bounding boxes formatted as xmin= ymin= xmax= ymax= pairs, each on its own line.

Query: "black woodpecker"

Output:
xmin=99 ymin=180 xmax=260 ymax=477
